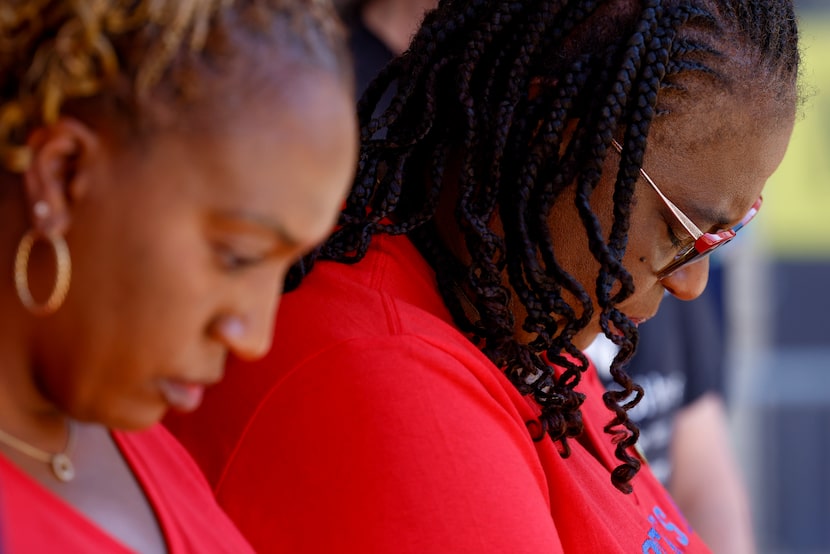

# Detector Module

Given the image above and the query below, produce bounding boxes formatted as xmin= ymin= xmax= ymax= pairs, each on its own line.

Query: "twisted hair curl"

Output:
xmin=292 ymin=0 xmax=799 ymax=493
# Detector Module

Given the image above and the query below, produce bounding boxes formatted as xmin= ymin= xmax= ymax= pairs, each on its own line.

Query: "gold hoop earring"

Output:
xmin=14 ymin=230 xmax=72 ymax=316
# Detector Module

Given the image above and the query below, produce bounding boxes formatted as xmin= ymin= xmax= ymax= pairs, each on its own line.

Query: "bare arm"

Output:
xmin=668 ymin=392 xmax=757 ymax=554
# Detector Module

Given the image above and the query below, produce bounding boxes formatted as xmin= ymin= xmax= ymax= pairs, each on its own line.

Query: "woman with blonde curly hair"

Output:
xmin=0 ymin=0 xmax=356 ymax=551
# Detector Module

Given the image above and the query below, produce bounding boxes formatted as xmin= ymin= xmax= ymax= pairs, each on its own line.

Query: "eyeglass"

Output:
xmin=611 ymin=139 xmax=762 ymax=280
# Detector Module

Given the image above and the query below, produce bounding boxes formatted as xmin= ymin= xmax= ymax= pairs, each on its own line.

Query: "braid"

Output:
xmin=305 ymin=0 xmax=800 ymax=493
xmin=0 ymin=0 xmax=348 ymax=174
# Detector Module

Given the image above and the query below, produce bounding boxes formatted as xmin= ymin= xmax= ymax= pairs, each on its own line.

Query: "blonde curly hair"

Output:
xmin=0 ymin=0 xmax=348 ymax=173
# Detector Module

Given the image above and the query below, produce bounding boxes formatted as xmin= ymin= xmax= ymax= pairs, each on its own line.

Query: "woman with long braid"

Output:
xmin=0 ymin=0 xmax=356 ymax=551
xmin=169 ymin=0 xmax=799 ymax=551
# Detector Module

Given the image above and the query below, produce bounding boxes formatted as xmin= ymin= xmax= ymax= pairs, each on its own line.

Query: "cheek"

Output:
xmin=85 ymin=212 xmax=212 ymax=337
xmin=35 ymin=210 xmax=220 ymax=415
xmin=619 ymin=197 xmax=671 ymax=289
xmin=547 ymin=188 xmax=604 ymax=303
xmin=546 ymin=183 xmax=661 ymax=321
xmin=544 ymin=200 xmax=603 ymax=344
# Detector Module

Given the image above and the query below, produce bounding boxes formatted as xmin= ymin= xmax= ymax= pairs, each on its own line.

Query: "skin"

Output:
xmin=355 ymin=4 xmax=790 ymax=549
xmin=0 ymin=68 xmax=357 ymax=551
xmin=361 ymin=0 xmax=437 ymax=55
xmin=669 ymin=393 xmax=757 ymax=554
xmin=437 ymin=86 xmax=793 ymax=351
xmin=542 ymin=88 xmax=795 ymax=350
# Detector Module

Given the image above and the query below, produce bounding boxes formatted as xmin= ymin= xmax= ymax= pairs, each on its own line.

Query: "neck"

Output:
xmin=0 ymin=308 xmax=68 ymax=453
xmin=361 ymin=0 xmax=435 ymax=55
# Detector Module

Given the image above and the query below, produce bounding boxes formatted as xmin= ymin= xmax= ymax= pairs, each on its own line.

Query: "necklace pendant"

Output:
xmin=51 ymin=453 xmax=75 ymax=482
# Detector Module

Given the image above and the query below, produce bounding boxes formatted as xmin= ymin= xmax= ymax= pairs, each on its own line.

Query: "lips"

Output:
xmin=158 ymin=379 xmax=207 ymax=412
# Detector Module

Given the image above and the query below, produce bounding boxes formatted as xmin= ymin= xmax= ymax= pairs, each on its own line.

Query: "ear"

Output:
xmin=23 ymin=118 xmax=100 ymax=236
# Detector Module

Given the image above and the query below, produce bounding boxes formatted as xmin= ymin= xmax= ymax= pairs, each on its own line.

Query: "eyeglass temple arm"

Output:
xmin=610 ymin=139 xmax=703 ymax=239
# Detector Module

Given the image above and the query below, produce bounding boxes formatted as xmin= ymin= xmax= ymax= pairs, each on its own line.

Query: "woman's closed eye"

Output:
xmin=206 ymin=213 xmax=296 ymax=272
xmin=664 ymin=220 xmax=686 ymax=250
xmin=211 ymin=239 xmax=275 ymax=271
xmin=216 ymin=250 xmax=264 ymax=271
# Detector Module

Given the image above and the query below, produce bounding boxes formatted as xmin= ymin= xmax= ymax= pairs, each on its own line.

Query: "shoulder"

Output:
xmin=208 ymin=334 xmax=559 ymax=552
xmin=226 ymin=331 xmax=537 ymax=464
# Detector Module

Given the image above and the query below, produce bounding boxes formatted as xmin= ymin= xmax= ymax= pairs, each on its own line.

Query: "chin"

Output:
xmin=44 ymin=380 xmax=167 ymax=430
xmin=568 ymin=321 xmax=605 ymax=351
xmin=573 ymin=332 xmax=602 ymax=352
xmin=87 ymin=400 xmax=168 ymax=431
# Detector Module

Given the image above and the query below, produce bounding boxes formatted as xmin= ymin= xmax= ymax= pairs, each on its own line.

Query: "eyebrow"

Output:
xmin=685 ymin=202 xmax=734 ymax=232
xmin=611 ymin=139 xmax=737 ymax=232
xmin=637 ymin=166 xmax=736 ymax=233
xmin=215 ymin=211 xmax=303 ymax=249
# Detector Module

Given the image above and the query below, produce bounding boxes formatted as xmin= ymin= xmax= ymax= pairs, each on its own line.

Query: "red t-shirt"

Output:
xmin=166 ymin=234 xmax=712 ymax=553
xmin=0 ymin=424 xmax=253 ymax=553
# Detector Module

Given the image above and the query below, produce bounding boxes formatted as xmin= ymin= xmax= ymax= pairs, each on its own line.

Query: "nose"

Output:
xmin=212 ymin=286 xmax=282 ymax=361
xmin=660 ymin=257 xmax=710 ymax=301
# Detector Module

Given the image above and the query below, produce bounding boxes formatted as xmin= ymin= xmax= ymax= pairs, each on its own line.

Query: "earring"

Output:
xmin=14 ymin=228 xmax=72 ymax=316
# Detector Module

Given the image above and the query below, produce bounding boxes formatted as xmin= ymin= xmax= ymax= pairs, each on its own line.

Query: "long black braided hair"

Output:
xmin=290 ymin=0 xmax=799 ymax=493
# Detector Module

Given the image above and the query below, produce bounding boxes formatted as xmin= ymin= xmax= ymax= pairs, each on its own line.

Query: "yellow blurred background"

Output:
xmin=734 ymin=7 xmax=830 ymax=553
xmin=762 ymin=13 xmax=830 ymax=257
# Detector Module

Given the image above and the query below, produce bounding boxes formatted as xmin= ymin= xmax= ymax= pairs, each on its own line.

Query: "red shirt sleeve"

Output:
xmin=211 ymin=335 xmax=565 ymax=553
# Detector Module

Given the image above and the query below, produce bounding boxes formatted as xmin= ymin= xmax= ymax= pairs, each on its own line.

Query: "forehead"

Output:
xmin=192 ymin=71 xmax=356 ymax=234
xmin=106 ymin=69 xmax=356 ymax=245
xmin=642 ymin=88 xmax=795 ymax=228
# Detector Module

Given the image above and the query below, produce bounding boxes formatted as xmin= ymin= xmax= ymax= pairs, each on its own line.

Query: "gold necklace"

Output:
xmin=0 ymin=421 xmax=75 ymax=482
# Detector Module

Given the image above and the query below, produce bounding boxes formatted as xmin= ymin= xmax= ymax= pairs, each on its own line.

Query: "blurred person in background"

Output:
xmin=336 ymin=0 xmax=436 ymax=93
xmin=0 ymin=0 xmax=356 ymax=551
xmin=168 ymin=0 xmax=800 ymax=552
